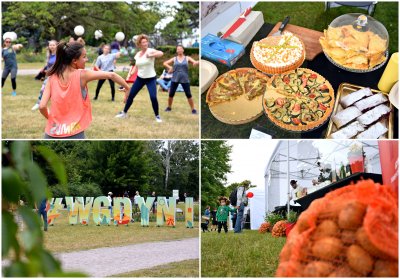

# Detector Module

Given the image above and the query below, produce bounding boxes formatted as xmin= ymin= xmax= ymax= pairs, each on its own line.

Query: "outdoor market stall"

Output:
xmin=201 ymin=3 xmax=398 ymax=139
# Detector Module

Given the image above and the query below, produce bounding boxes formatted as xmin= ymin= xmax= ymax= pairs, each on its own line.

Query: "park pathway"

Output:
xmin=54 ymin=237 xmax=199 ymax=277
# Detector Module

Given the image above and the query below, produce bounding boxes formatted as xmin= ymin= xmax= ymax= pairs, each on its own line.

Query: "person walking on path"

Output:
xmin=2 ymin=37 xmax=23 ymax=96
xmin=115 ymin=34 xmax=164 ymax=122
xmin=35 ymin=198 xmax=48 ymax=231
xmin=234 ymin=181 xmax=250 ymax=233
xmin=163 ymin=45 xmax=199 ymax=114
xmin=32 ymin=40 xmax=58 ymax=111
xmin=39 ymin=41 xmax=130 ymax=139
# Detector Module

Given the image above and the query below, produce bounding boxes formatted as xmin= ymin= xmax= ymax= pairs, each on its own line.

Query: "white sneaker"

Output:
xmin=115 ymin=111 xmax=128 ymax=118
xmin=155 ymin=116 xmax=162 ymax=123
xmin=31 ymin=103 xmax=40 ymax=111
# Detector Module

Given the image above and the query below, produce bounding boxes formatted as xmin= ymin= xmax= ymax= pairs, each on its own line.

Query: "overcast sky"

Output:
xmin=225 ymin=140 xmax=278 ymax=190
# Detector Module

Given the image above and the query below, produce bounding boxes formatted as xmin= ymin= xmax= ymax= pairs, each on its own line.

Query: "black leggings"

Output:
xmin=169 ymin=82 xmax=192 ymax=98
xmin=124 ymin=76 xmax=158 ymax=116
xmin=95 ymin=79 xmax=115 ymax=100
xmin=2 ymin=78 xmax=16 ymax=90
xmin=217 ymin=221 xmax=228 ymax=233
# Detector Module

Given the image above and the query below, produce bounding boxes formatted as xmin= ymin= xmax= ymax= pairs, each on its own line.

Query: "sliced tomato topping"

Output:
xmin=319 ymin=103 xmax=327 ymax=111
xmin=292 ymin=118 xmax=301 ymax=125
xmin=301 ymin=75 xmax=308 ymax=87
xmin=320 ymin=84 xmax=328 ymax=90
xmin=310 ymin=74 xmax=317 ymax=79
xmin=293 ymin=103 xmax=301 ymax=112
xmin=309 ymin=94 xmax=316 ymax=98
xmin=276 ymin=98 xmax=286 ymax=107
xmin=296 ymin=93 xmax=302 ymax=98
xmin=283 ymin=76 xmax=290 ymax=84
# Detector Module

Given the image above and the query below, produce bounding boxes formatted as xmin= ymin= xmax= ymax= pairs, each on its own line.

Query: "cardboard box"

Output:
xmin=201 ymin=34 xmax=245 ymax=67
xmin=219 ymin=11 xmax=264 ymax=47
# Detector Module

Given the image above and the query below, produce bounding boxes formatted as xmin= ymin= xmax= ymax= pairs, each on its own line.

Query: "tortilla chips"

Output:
xmin=320 ymin=25 xmax=387 ymax=70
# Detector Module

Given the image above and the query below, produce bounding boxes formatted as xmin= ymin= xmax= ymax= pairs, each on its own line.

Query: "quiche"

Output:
xmin=206 ymin=68 xmax=269 ymax=124
xmin=206 ymin=68 xmax=269 ymax=105
xmin=263 ymin=68 xmax=335 ymax=131
xmin=250 ymin=31 xmax=306 ymax=75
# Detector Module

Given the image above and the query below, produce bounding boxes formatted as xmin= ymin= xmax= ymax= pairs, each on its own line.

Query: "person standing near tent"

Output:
xmin=32 ymin=40 xmax=58 ymax=111
xmin=39 ymin=41 xmax=130 ymax=139
xmin=210 ymin=207 xmax=217 ymax=231
xmin=233 ymin=181 xmax=250 ymax=233
xmin=115 ymin=34 xmax=164 ymax=122
xmin=216 ymin=197 xmax=236 ymax=233
xmin=93 ymin=44 xmax=121 ymax=101
xmin=163 ymin=45 xmax=199 ymax=114
xmin=2 ymin=37 xmax=23 ymax=96
xmin=289 ymin=180 xmax=306 ymax=206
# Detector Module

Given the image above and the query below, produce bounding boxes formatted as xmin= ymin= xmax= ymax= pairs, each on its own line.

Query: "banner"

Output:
xmin=47 ymin=196 xmax=193 ymax=228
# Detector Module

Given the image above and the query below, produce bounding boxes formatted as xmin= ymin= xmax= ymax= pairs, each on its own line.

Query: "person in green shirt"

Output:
xmin=216 ymin=196 xmax=235 ymax=233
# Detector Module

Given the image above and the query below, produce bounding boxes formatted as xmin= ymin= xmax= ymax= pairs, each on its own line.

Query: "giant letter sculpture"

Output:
xmin=137 ymin=197 xmax=155 ymax=227
xmin=113 ymin=197 xmax=132 ymax=225
xmin=156 ymin=197 xmax=176 ymax=227
xmin=92 ymin=196 xmax=111 ymax=225
xmin=48 ymin=198 xmax=64 ymax=225
xmin=65 ymin=197 xmax=94 ymax=225
xmin=185 ymin=197 xmax=194 ymax=228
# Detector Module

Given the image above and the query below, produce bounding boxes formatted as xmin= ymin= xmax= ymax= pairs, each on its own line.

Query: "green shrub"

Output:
xmin=286 ymin=210 xmax=298 ymax=223
xmin=264 ymin=212 xmax=284 ymax=227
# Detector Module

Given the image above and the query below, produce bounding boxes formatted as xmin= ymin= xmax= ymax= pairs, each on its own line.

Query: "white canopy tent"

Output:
xmin=250 ymin=140 xmax=382 ymax=230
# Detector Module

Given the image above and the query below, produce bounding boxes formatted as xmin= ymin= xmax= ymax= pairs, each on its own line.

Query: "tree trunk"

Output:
xmin=164 ymin=141 xmax=171 ymax=190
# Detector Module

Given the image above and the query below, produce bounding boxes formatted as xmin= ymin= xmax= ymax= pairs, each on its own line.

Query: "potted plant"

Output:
xmin=285 ymin=210 xmax=298 ymax=236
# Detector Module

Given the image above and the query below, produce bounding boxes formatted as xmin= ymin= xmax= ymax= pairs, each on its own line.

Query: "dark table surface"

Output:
xmin=201 ymin=23 xmax=399 ymax=139
xmin=295 ymin=172 xmax=383 ymax=211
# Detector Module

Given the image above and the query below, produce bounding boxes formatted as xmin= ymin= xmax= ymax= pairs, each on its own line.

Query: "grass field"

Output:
xmin=2 ymin=75 xmax=199 ymax=139
xmin=201 ymin=230 xmax=286 ymax=277
xmin=42 ymin=210 xmax=199 ymax=253
xmin=110 ymin=259 xmax=199 ymax=277
xmin=254 ymin=2 xmax=398 ymax=53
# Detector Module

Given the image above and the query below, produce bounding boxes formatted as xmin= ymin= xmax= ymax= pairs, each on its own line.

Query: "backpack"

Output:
xmin=229 ymin=188 xmax=238 ymax=206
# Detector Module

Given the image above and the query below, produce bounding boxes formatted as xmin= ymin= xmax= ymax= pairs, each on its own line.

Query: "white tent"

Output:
xmin=249 ymin=187 xmax=266 ymax=230
xmin=250 ymin=140 xmax=382 ymax=230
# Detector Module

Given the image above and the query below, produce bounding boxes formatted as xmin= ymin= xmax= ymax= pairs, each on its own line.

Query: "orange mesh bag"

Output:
xmin=276 ymin=179 xmax=398 ymax=277
xmin=259 ymin=222 xmax=271 ymax=234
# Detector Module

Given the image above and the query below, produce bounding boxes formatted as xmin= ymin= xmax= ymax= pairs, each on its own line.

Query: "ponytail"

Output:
xmin=47 ymin=41 xmax=84 ymax=78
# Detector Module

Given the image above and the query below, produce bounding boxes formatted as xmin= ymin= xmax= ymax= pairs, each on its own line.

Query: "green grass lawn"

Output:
xmin=254 ymin=2 xmax=398 ymax=53
xmin=201 ymin=230 xmax=286 ymax=277
xmin=110 ymin=259 xmax=199 ymax=277
xmin=41 ymin=210 xmax=199 ymax=254
xmin=2 ymin=75 xmax=199 ymax=139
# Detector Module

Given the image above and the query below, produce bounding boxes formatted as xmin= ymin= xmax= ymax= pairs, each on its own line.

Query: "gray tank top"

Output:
xmin=172 ymin=56 xmax=189 ymax=83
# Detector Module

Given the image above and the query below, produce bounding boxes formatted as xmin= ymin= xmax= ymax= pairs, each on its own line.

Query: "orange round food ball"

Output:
xmin=328 ymin=265 xmax=362 ymax=277
xmin=313 ymin=220 xmax=339 ymax=239
xmin=338 ymin=201 xmax=367 ymax=230
xmin=312 ymin=237 xmax=343 ymax=261
xmin=372 ymin=260 xmax=398 ymax=277
xmin=356 ymin=227 xmax=393 ymax=260
xmin=347 ymin=244 xmax=374 ymax=275
xmin=303 ymin=261 xmax=334 ymax=277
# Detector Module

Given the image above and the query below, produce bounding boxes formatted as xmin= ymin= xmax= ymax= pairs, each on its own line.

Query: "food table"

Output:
xmin=201 ymin=22 xmax=399 ymax=139
xmin=294 ymin=172 xmax=383 ymax=211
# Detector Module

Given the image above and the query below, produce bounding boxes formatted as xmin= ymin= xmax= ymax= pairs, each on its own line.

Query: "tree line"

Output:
xmin=3 ymin=141 xmax=199 ymax=201
xmin=2 ymin=2 xmax=198 ymax=49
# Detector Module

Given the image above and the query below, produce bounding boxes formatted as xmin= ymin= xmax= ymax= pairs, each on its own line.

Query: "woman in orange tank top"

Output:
xmin=39 ymin=41 xmax=130 ymax=139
